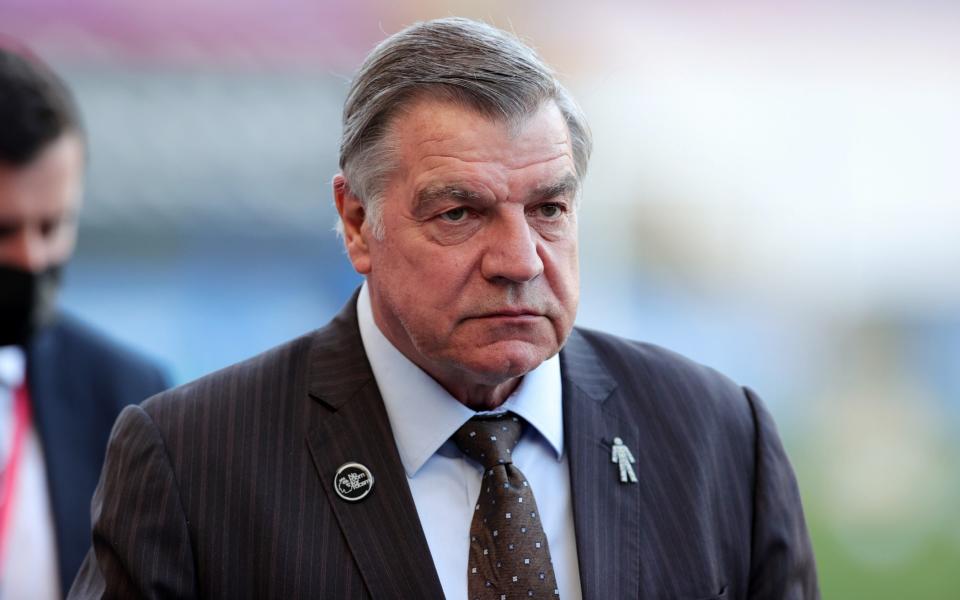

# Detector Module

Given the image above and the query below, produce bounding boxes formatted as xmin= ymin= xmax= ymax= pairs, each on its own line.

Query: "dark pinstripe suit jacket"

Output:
xmin=69 ymin=294 xmax=818 ymax=599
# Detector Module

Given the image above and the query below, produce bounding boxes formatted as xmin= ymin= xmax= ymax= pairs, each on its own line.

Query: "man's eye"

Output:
xmin=538 ymin=204 xmax=564 ymax=218
xmin=40 ymin=220 xmax=61 ymax=237
xmin=440 ymin=207 xmax=468 ymax=222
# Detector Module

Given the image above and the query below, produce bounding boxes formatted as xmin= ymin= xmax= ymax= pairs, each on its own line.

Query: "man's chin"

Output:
xmin=450 ymin=339 xmax=557 ymax=384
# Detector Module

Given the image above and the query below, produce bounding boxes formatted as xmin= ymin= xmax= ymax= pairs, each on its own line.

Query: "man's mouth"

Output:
xmin=470 ymin=309 xmax=544 ymax=320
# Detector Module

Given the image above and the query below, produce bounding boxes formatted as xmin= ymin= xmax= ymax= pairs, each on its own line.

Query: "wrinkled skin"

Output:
xmin=335 ymin=99 xmax=580 ymax=409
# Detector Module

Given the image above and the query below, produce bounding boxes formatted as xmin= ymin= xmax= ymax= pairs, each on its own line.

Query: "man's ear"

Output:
xmin=333 ymin=174 xmax=372 ymax=274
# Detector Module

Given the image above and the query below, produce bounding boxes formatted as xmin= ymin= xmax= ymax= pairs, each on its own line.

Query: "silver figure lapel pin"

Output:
xmin=611 ymin=437 xmax=637 ymax=483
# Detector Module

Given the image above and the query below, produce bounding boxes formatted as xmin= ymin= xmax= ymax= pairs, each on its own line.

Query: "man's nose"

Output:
xmin=4 ymin=228 xmax=48 ymax=272
xmin=480 ymin=212 xmax=544 ymax=283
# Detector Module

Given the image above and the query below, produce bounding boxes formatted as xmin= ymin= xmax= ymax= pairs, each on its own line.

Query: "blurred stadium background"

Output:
xmin=2 ymin=0 xmax=958 ymax=596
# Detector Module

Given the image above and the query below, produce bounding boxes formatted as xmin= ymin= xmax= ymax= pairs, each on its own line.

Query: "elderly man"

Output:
xmin=70 ymin=18 xmax=818 ymax=600
xmin=0 ymin=46 xmax=169 ymax=598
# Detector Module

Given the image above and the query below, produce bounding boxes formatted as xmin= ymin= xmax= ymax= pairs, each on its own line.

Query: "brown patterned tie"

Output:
xmin=452 ymin=413 xmax=560 ymax=600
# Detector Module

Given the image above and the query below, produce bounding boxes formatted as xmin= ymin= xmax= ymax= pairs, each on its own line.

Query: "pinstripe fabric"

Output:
xmin=69 ymin=293 xmax=817 ymax=599
xmin=69 ymin=295 xmax=442 ymax=599
xmin=562 ymin=328 xmax=818 ymax=599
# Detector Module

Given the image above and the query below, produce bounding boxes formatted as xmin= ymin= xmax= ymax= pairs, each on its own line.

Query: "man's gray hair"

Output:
xmin=338 ymin=17 xmax=592 ymax=239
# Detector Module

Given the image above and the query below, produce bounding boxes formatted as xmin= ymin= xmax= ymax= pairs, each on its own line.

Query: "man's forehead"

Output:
xmin=0 ymin=135 xmax=84 ymax=219
xmin=390 ymin=97 xmax=573 ymax=160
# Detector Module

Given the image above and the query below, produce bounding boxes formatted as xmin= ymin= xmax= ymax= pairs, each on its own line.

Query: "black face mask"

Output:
xmin=0 ymin=264 xmax=63 ymax=347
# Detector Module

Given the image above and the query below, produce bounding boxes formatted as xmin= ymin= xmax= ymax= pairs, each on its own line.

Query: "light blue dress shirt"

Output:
xmin=356 ymin=283 xmax=583 ymax=600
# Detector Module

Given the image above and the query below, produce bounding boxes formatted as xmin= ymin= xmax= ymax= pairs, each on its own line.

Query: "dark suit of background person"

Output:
xmin=69 ymin=18 xmax=818 ymax=599
xmin=29 ymin=315 xmax=168 ymax=595
xmin=0 ymin=46 xmax=170 ymax=597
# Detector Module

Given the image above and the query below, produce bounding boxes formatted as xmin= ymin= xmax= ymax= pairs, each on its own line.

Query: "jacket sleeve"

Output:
xmin=68 ymin=405 xmax=197 ymax=599
xmin=744 ymin=387 xmax=820 ymax=599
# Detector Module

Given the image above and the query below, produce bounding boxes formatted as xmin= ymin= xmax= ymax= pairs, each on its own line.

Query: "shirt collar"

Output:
xmin=0 ymin=346 xmax=25 ymax=390
xmin=356 ymin=282 xmax=564 ymax=478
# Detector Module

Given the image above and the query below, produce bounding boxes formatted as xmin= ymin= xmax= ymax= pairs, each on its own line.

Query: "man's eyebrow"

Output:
xmin=529 ymin=174 xmax=579 ymax=202
xmin=414 ymin=185 xmax=483 ymax=212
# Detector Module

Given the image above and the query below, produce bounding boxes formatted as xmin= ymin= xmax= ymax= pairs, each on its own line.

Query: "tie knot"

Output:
xmin=452 ymin=412 xmax=524 ymax=469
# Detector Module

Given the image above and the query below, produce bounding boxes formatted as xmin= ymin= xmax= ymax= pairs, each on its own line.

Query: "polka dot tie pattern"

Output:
xmin=452 ymin=413 xmax=560 ymax=600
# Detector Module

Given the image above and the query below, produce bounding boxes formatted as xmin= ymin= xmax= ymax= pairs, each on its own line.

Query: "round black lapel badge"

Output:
xmin=333 ymin=462 xmax=374 ymax=502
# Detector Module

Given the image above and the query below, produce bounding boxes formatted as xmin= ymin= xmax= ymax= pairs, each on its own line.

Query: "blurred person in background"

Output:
xmin=0 ymin=44 xmax=169 ymax=598
xmin=70 ymin=18 xmax=816 ymax=600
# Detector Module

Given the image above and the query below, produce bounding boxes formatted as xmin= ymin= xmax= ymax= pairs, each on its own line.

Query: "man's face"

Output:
xmin=340 ymin=98 xmax=580 ymax=388
xmin=0 ymin=133 xmax=84 ymax=271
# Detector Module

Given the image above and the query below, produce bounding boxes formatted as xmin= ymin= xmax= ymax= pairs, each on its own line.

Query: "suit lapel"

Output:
xmin=25 ymin=325 xmax=75 ymax=595
xmin=304 ymin=293 xmax=444 ymax=599
xmin=561 ymin=329 xmax=640 ymax=600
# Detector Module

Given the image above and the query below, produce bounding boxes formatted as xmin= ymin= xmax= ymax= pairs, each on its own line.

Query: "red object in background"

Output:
xmin=0 ymin=381 xmax=31 ymax=573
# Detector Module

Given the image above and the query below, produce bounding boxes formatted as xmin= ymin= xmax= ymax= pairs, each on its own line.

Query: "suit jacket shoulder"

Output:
xmin=140 ymin=328 xmax=315 ymax=425
xmin=563 ymin=326 xmax=818 ymax=599
xmin=569 ymin=325 xmax=755 ymax=441
xmin=139 ymin=299 xmax=366 ymax=426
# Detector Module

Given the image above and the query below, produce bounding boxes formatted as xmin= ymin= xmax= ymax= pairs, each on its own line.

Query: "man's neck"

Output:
xmin=440 ymin=376 xmax=523 ymax=412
